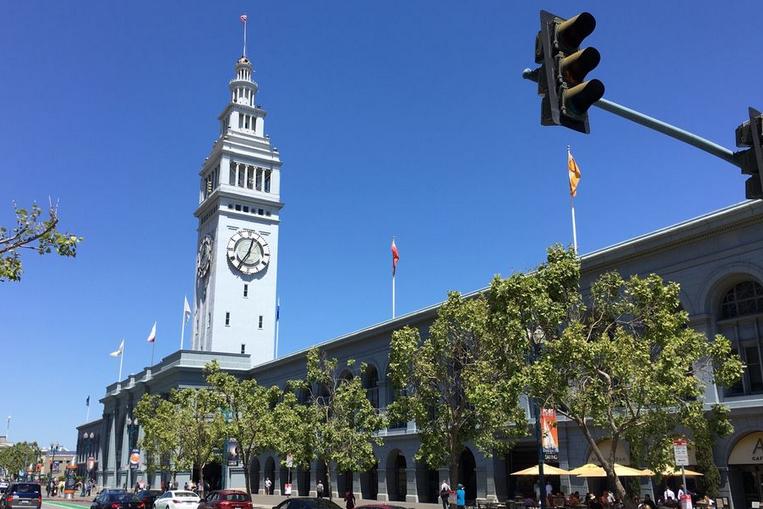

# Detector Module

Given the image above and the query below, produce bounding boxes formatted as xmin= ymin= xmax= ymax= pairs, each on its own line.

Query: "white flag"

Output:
xmin=110 ymin=339 xmax=124 ymax=357
xmin=146 ymin=321 xmax=157 ymax=343
xmin=183 ymin=297 xmax=191 ymax=322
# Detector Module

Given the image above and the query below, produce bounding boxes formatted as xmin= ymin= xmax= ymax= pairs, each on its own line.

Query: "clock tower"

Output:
xmin=192 ymin=54 xmax=282 ymax=366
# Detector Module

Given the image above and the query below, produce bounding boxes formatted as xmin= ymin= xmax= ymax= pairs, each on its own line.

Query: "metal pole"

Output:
xmin=533 ymin=342 xmax=546 ymax=509
xmin=593 ymin=98 xmax=737 ymax=166
xmin=521 ymin=69 xmax=739 ymax=169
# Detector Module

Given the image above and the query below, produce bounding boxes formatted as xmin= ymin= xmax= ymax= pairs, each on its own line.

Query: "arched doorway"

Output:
xmin=728 ymin=431 xmax=763 ymax=509
xmin=386 ymin=450 xmax=407 ymax=502
xmin=264 ymin=457 xmax=276 ymax=494
xmin=416 ymin=462 xmax=439 ymax=503
xmin=298 ymin=466 xmax=311 ymax=496
xmin=458 ymin=448 xmax=477 ymax=504
xmin=361 ymin=460 xmax=378 ymax=500
xmin=201 ymin=462 xmax=222 ymax=491
xmin=249 ymin=457 xmax=261 ymax=494
xmin=338 ymin=470 xmax=353 ymax=496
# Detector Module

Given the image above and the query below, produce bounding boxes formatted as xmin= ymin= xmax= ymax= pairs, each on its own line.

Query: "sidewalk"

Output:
xmin=249 ymin=494 xmax=442 ymax=509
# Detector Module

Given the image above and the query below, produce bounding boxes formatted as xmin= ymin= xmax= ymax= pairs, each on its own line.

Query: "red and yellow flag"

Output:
xmin=567 ymin=149 xmax=581 ymax=197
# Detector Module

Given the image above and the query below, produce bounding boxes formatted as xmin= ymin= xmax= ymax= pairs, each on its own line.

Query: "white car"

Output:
xmin=153 ymin=491 xmax=200 ymax=509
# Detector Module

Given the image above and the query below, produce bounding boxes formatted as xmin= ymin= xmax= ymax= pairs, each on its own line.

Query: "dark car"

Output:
xmin=199 ymin=490 xmax=252 ymax=509
xmin=1 ymin=482 xmax=41 ymax=509
xmin=91 ymin=492 xmax=145 ymax=509
xmin=136 ymin=490 xmax=164 ymax=509
xmin=272 ymin=498 xmax=343 ymax=509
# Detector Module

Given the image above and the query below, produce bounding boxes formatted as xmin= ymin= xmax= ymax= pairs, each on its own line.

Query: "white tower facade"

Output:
xmin=191 ymin=56 xmax=282 ymax=366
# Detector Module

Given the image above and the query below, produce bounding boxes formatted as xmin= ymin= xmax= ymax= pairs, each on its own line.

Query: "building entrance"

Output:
xmin=728 ymin=431 xmax=763 ymax=509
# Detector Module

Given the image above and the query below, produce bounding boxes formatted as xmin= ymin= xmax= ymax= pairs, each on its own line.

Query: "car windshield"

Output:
xmin=225 ymin=494 xmax=250 ymax=502
xmin=112 ymin=494 xmax=139 ymax=502
xmin=13 ymin=484 xmax=40 ymax=494
xmin=175 ymin=492 xmax=197 ymax=498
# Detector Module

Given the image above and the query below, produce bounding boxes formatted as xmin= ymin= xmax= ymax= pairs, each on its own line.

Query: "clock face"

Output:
xmin=226 ymin=230 xmax=270 ymax=275
xmin=197 ymin=235 xmax=213 ymax=278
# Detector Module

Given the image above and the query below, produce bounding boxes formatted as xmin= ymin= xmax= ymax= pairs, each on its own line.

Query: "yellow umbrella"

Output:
xmin=510 ymin=463 xmax=572 ymax=476
xmin=568 ymin=463 xmax=652 ymax=477
xmin=662 ymin=468 xmax=704 ymax=477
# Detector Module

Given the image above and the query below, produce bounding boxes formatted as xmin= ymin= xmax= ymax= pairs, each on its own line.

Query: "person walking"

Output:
xmin=316 ymin=480 xmax=325 ymax=499
xmin=344 ymin=490 xmax=355 ymax=509
xmin=265 ymin=477 xmax=272 ymax=495
xmin=456 ymin=484 xmax=466 ymax=509
xmin=440 ymin=480 xmax=451 ymax=509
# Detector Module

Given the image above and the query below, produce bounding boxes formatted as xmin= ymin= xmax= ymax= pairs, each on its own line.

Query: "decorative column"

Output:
xmin=477 ymin=458 xmax=498 ymax=503
xmin=405 ymin=466 xmax=418 ymax=503
xmin=376 ymin=465 xmax=389 ymax=501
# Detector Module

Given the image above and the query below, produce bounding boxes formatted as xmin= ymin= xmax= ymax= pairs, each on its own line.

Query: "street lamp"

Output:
xmin=49 ymin=442 xmax=60 ymax=484
xmin=126 ymin=417 xmax=139 ymax=490
xmin=81 ymin=432 xmax=96 ymax=493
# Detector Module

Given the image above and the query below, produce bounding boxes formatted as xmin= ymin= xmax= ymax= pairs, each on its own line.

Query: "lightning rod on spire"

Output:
xmin=240 ymin=14 xmax=248 ymax=58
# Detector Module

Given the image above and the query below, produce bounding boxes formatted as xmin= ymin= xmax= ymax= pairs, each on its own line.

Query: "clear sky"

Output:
xmin=1 ymin=1 xmax=760 ymax=449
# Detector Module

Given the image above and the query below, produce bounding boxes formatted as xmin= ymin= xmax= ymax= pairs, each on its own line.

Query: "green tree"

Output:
xmin=136 ymin=389 xmax=224 ymax=488
xmin=1 ymin=202 xmax=82 ymax=282
xmin=205 ymin=361 xmax=279 ymax=495
xmin=485 ymin=246 xmax=744 ymax=506
xmin=0 ymin=442 xmax=42 ymax=480
xmin=388 ymin=291 xmax=528 ymax=488
xmin=285 ymin=348 xmax=386 ymax=497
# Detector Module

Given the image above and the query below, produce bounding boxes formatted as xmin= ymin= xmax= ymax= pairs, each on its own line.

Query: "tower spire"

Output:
xmin=240 ymin=14 xmax=248 ymax=58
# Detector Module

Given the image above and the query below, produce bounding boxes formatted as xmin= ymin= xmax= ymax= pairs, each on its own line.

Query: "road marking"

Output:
xmin=43 ymin=501 xmax=90 ymax=509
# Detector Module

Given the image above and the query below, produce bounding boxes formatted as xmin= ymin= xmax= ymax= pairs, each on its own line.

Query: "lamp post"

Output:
xmin=81 ymin=432 xmax=96 ymax=494
xmin=126 ymin=417 xmax=139 ymax=490
xmin=530 ymin=330 xmax=546 ymax=509
xmin=49 ymin=442 xmax=60 ymax=488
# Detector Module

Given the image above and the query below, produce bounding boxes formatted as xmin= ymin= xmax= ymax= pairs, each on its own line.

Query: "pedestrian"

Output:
xmin=316 ymin=480 xmax=324 ymax=499
xmin=440 ymin=480 xmax=451 ymax=509
xmin=641 ymin=494 xmax=657 ymax=509
xmin=284 ymin=483 xmax=292 ymax=498
xmin=46 ymin=480 xmax=52 ymax=498
xmin=58 ymin=479 xmax=65 ymax=497
xmin=587 ymin=493 xmax=603 ymax=509
xmin=265 ymin=477 xmax=272 ymax=495
xmin=678 ymin=485 xmax=686 ymax=500
xmin=664 ymin=486 xmax=676 ymax=506
xmin=456 ymin=484 xmax=465 ymax=509
xmin=86 ymin=480 xmax=92 ymax=497
xmin=344 ymin=490 xmax=355 ymax=509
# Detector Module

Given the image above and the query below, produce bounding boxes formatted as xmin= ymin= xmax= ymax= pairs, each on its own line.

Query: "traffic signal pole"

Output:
xmin=522 ymin=68 xmax=739 ymax=169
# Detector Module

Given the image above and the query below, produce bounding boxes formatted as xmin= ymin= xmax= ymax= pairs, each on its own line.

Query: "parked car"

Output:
xmin=90 ymin=492 xmax=144 ymax=509
xmin=1 ymin=482 xmax=41 ymax=509
xmin=271 ymin=498 xmax=343 ymax=509
xmin=198 ymin=490 xmax=251 ymax=509
xmin=356 ymin=505 xmax=408 ymax=509
xmin=135 ymin=490 xmax=164 ymax=509
xmin=153 ymin=491 xmax=201 ymax=509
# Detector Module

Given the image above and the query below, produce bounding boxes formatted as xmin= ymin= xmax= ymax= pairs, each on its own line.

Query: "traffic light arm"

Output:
xmin=523 ymin=68 xmax=739 ymax=169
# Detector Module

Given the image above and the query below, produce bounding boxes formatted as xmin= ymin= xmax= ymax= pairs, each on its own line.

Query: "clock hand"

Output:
xmin=239 ymin=239 xmax=255 ymax=268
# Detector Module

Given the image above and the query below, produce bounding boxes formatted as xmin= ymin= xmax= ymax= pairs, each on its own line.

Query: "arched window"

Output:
xmin=717 ymin=280 xmax=763 ymax=395
xmin=363 ymin=365 xmax=379 ymax=409
xmin=720 ymin=281 xmax=763 ymax=319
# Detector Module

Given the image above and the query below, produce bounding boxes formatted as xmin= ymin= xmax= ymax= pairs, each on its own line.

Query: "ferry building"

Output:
xmin=74 ymin=37 xmax=763 ymax=509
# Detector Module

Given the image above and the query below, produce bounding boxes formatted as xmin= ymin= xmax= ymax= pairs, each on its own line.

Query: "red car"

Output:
xmin=198 ymin=491 xmax=252 ymax=509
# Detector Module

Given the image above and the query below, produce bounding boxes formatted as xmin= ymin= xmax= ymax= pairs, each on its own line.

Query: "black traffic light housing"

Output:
xmin=734 ymin=107 xmax=763 ymax=200
xmin=535 ymin=10 xmax=604 ymax=133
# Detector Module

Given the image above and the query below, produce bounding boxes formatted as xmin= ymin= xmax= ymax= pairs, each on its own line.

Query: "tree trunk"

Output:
xmin=242 ymin=453 xmax=251 ymax=495
xmin=199 ymin=463 xmax=205 ymax=496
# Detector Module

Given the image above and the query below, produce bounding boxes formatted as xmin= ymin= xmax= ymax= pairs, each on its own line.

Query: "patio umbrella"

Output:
xmin=510 ymin=463 xmax=572 ymax=476
xmin=661 ymin=468 xmax=704 ymax=477
xmin=568 ymin=463 xmax=652 ymax=477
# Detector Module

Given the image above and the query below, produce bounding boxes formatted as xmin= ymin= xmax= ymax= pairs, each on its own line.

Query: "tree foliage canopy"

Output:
xmin=0 ymin=442 xmax=41 ymax=480
xmin=388 ymin=292 xmax=528 ymax=486
xmin=283 ymin=348 xmax=386 ymax=491
xmin=484 ymin=245 xmax=744 ymax=502
xmin=1 ymin=202 xmax=81 ymax=282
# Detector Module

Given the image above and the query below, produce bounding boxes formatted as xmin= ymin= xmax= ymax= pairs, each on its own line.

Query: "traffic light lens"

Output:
xmin=556 ymin=12 xmax=596 ymax=51
xmin=563 ymin=79 xmax=605 ymax=117
xmin=561 ymin=47 xmax=601 ymax=86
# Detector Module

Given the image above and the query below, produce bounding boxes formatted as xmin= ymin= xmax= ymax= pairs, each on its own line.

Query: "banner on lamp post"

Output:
xmin=541 ymin=408 xmax=560 ymax=462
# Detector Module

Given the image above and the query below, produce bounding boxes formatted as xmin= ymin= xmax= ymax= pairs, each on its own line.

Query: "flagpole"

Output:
xmin=392 ymin=270 xmax=396 ymax=319
xmin=570 ymin=195 xmax=578 ymax=254
xmin=242 ymin=17 xmax=247 ymax=57
xmin=274 ymin=297 xmax=280 ymax=359
xmin=118 ymin=342 xmax=124 ymax=382
xmin=86 ymin=402 xmax=90 ymax=422
xmin=150 ymin=340 xmax=155 ymax=366
xmin=180 ymin=308 xmax=186 ymax=351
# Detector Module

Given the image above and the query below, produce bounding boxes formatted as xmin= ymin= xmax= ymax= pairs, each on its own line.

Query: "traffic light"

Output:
xmin=535 ymin=10 xmax=605 ymax=133
xmin=734 ymin=108 xmax=763 ymax=200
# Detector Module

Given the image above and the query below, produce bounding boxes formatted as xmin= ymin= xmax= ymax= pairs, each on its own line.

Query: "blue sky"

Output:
xmin=0 ymin=1 xmax=760 ymax=448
